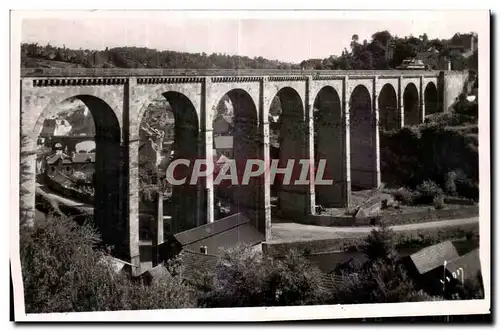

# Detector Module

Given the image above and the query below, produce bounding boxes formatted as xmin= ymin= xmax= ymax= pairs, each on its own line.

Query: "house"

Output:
xmin=46 ymin=144 xmax=74 ymax=177
xmin=45 ymin=141 xmax=96 ymax=179
xmin=449 ymin=33 xmax=478 ymax=57
xmin=158 ymin=213 xmax=265 ymax=282
xmin=445 ymin=248 xmax=482 ymax=287
xmin=214 ymin=135 xmax=233 ymax=159
xmin=71 ymin=152 xmax=96 ymax=177
xmin=400 ymin=240 xmax=461 ymax=295
xmin=173 ymin=212 xmax=264 ymax=255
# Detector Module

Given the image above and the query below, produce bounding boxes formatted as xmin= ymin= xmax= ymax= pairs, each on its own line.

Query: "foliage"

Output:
xmin=433 ymin=195 xmax=446 ymax=210
xmin=20 ymin=214 xmax=195 ymax=313
xmin=22 ymin=31 xmax=477 ymax=71
xmin=415 ymin=180 xmax=444 ymax=204
xmin=301 ymin=31 xmax=477 ymax=70
xmin=332 ymin=258 xmax=429 ymax=304
xmin=380 ymin=122 xmax=478 ymax=201
xmin=361 ymin=224 xmax=398 ymax=262
xmin=21 ymin=43 xmax=298 ymax=70
xmin=391 ymin=187 xmax=416 ymax=205
xmin=195 ymin=246 xmax=327 ymax=307
xmin=444 ymin=171 xmax=458 ymax=196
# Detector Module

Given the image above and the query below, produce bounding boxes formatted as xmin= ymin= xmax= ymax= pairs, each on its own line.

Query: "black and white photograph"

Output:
xmin=9 ymin=9 xmax=491 ymax=322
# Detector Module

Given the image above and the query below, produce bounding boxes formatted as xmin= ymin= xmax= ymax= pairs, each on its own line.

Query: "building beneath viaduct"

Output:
xmin=20 ymin=68 xmax=470 ymax=275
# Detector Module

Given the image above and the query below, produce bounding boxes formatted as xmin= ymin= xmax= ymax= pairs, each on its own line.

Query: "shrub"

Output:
xmin=445 ymin=171 xmax=458 ymax=196
xmin=392 ymin=188 xmax=415 ymax=205
xmin=20 ymin=214 xmax=196 ymax=313
xmin=454 ymin=171 xmax=479 ymax=201
xmin=361 ymin=223 xmax=397 ymax=262
xmin=20 ymin=214 xmax=123 ymax=313
xmin=416 ymin=180 xmax=443 ymax=204
xmin=332 ymin=260 xmax=432 ymax=304
xmin=196 ymin=246 xmax=327 ymax=307
xmin=127 ymin=272 xmax=196 ymax=310
xmin=433 ymin=195 xmax=446 ymax=210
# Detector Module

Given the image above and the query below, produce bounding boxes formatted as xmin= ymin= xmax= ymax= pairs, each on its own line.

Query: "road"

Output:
xmin=270 ymin=217 xmax=479 ymax=242
xmin=36 ymin=183 xmax=92 ymax=210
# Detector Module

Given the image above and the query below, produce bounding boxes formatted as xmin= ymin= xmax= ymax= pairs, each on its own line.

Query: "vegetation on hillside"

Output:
xmin=300 ymin=31 xmax=478 ymax=70
xmin=19 ymin=207 xmax=483 ymax=312
xmin=21 ymin=43 xmax=299 ymax=70
xmin=381 ymin=93 xmax=479 ymax=205
xmin=21 ymin=31 xmax=477 ymax=70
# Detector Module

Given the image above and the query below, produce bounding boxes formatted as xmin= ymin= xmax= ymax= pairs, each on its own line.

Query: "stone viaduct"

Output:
xmin=19 ymin=68 xmax=469 ymax=275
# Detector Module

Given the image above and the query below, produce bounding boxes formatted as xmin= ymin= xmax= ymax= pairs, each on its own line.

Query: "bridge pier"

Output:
xmin=20 ymin=69 xmax=462 ymax=277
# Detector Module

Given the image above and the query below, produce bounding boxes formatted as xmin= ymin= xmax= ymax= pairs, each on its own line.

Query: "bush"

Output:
xmin=21 ymin=214 xmax=123 ymax=313
xmin=454 ymin=170 xmax=479 ymax=201
xmin=433 ymin=195 xmax=446 ymax=210
xmin=332 ymin=260 xmax=432 ymax=304
xmin=20 ymin=214 xmax=196 ymax=313
xmin=361 ymin=224 xmax=397 ymax=262
xmin=196 ymin=246 xmax=327 ymax=307
xmin=415 ymin=180 xmax=443 ymax=204
xmin=445 ymin=171 xmax=458 ymax=196
xmin=392 ymin=188 xmax=415 ymax=205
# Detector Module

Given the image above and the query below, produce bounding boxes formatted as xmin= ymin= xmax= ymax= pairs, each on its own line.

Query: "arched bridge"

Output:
xmin=20 ymin=68 xmax=470 ymax=275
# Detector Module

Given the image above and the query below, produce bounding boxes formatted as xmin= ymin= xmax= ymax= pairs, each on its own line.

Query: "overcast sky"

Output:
xmin=21 ymin=12 xmax=484 ymax=63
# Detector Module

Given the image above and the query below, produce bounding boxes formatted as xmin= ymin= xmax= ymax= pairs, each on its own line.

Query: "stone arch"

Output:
xmin=134 ymin=87 xmax=201 ymax=141
xmin=403 ymin=83 xmax=420 ymax=126
xmin=378 ymin=83 xmax=399 ymax=131
xmin=212 ymin=89 xmax=262 ymax=225
xmin=313 ymin=86 xmax=346 ymax=208
xmin=137 ymin=91 xmax=201 ymax=240
xmin=270 ymin=86 xmax=308 ymax=217
xmin=32 ymin=95 xmax=125 ymax=257
xmin=349 ymin=85 xmax=377 ymax=190
xmin=424 ymin=82 xmax=439 ymax=115
xmin=209 ymin=85 xmax=259 ymax=125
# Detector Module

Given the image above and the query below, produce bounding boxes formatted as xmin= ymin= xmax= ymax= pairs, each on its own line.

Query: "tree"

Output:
xmin=361 ymin=223 xmax=398 ymax=262
xmin=372 ymin=30 xmax=393 ymax=47
xmin=20 ymin=213 xmax=196 ymax=313
xmin=195 ymin=246 xmax=327 ymax=307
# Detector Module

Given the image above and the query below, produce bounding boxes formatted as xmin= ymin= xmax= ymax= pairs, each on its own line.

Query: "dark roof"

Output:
xmin=446 ymin=248 xmax=482 ymax=282
xmin=304 ymin=253 xmax=368 ymax=275
xmin=409 ymin=241 xmax=460 ymax=275
xmin=179 ymin=249 xmax=219 ymax=281
xmin=72 ymin=152 xmax=95 ymax=163
xmin=173 ymin=213 xmax=264 ymax=255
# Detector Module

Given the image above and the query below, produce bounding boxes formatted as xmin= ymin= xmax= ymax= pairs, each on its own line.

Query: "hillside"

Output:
xmin=21 ymin=43 xmax=299 ymax=70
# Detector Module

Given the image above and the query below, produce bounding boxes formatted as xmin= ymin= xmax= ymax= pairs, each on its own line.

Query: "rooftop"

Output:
xmin=445 ymin=248 xmax=482 ymax=281
xmin=173 ymin=213 xmax=264 ymax=256
xmin=409 ymin=240 xmax=460 ymax=275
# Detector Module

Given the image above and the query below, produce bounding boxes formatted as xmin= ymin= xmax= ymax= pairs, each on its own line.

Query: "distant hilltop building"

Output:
xmin=449 ymin=32 xmax=478 ymax=57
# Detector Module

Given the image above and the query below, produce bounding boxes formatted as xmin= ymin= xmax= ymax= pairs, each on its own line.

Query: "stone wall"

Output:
xmin=442 ymin=71 xmax=470 ymax=111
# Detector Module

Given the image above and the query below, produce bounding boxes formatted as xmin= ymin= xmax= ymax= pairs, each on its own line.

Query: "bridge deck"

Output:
xmin=21 ymin=68 xmax=443 ymax=78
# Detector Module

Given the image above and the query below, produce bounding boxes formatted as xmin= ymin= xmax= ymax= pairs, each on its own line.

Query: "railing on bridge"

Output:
xmin=20 ymin=67 xmax=446 ymax=78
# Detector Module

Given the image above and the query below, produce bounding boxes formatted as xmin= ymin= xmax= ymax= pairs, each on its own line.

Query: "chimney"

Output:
xmin=200 ymin=246 xmax=208 ymax=255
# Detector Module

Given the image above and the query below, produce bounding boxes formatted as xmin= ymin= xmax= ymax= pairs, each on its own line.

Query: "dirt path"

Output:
xmin=271 ymin=217 xmax=479 ymax=242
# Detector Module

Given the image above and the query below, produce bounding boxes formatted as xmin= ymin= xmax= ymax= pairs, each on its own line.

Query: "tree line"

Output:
xmin=21 ymin=31 xmax=477 ymax=71
xmin=21 ymin=43 xmax=299 ymax=70
xmin=300 ymin=31 xmax=478 ymax=71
